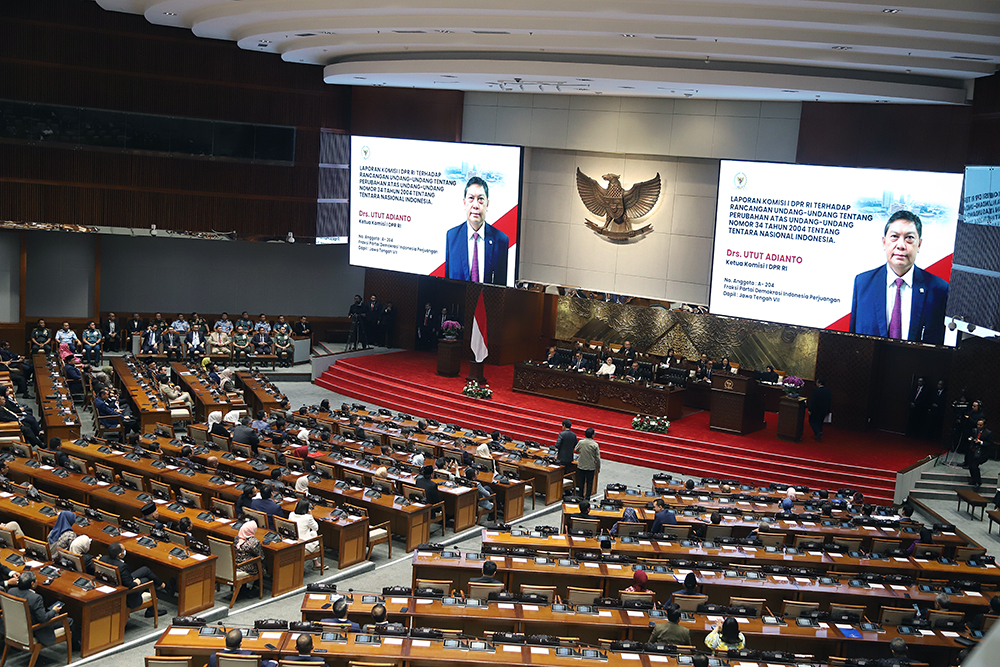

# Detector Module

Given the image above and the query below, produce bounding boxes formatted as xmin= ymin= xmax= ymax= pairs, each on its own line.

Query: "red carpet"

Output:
xmin=316 ymin=351 xmax=940 ymax=503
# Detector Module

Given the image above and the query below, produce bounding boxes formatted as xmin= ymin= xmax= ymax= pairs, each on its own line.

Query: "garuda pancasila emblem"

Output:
xmin=576 ymin=168 xmax=661 ymax=241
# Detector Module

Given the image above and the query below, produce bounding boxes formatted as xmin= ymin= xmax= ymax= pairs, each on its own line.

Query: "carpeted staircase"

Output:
xmin=315 ymin=353 xmax=913 ymax=504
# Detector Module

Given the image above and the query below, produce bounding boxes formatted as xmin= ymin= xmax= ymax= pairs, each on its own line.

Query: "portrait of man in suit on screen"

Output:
xmin=445 ymin=176 xmax=509 ymax=285
xmin=849 ymin=210 xmax=948 ymax=345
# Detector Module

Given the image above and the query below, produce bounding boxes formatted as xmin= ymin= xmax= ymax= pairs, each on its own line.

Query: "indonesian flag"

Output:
xmin=471 ymin=291 xmax=488 ymax=363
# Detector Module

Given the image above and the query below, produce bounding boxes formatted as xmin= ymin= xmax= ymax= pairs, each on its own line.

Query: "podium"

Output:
xmin=777 ymin=396 xmax=808 ymax=442
xmin=709 ymin=373 xmax=766 ymax=435
xmin=436 ymin=339 xmax=463 ymax=377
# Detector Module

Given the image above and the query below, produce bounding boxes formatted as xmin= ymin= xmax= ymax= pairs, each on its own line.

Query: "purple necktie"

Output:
xmin=888 ymin=277 xmax=904 ymax=339
xmin=470 ymin=232 xmax=480 ymax=283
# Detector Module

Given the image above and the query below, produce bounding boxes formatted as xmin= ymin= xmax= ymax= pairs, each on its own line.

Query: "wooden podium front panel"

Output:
xmin=709 ymin=373 xmax=766 ymax=435
xmin=777 ymin=396 xmax=808 ymax=442
xmin=436 ymin=339 xmax=463 ymax=377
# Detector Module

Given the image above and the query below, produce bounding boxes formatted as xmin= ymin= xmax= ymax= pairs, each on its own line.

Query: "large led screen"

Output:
xmin=349 ymin=136 xmax=522 ymax=287
xmin=710 ymin=160 xmax=964 ymax=346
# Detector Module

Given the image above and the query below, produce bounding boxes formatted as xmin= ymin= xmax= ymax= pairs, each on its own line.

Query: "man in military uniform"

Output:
xmin=232 ymin=326 xmax=251 ymax=366
xmin=55 ymin=322 xmax=79 ymax=353
xmin=214 ymin=313 xmax=234 ymax=335
xmin=235 ymin=312 xmax=253 ymax=333
xmin=273 ymin=330 xmax=293 ymax=367
xmin=30 ymin=319 xmax=52 ymax=355
xmin=81 ymin=321 xmax=103 ymax=365
xmin=273 ymin=316 xmax=290 ymax=335
xmin=251 ymin=328 xmax=271 ymax=355
xmin=208 ymin=325 xmax=231 ymax=357
xmin=151 ymin=312 xmax=167 ymax=332
xmin=190 ymin=313 xmax=209 ymax=337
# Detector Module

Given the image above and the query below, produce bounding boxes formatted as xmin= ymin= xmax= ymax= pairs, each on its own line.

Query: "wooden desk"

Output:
xmin=171 ymin=362 xmax=238 ymax=421
xmin=31 ymin=354 xmax=80 ymax=442
xmin=235 ymin=371 xmax=284 ymax=418
xmin=0 ymin=491 xmax=59 ymax=542
xmin=513 ymin=362 xmax=685 ymax=419
xmin=709 ymin=373 xmax=765 ymax=436
xmin=3 ymin=548 xmax=130 ymax=657
xmin=110 ymin=356 xmax=173 ymax=432
xmin=957 ymin=489 xmax=988 ymax=521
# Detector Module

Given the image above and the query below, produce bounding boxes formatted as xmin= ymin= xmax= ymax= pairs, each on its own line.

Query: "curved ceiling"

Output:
xmin=95 ymin=0 xmax=1000 ymax=104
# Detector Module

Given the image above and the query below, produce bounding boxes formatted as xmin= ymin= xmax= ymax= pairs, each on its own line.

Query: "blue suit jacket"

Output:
xmin=849 ymin=264 xmax=948 ymax=345
xmin=444 ymin=222 xmax=510 ymax=285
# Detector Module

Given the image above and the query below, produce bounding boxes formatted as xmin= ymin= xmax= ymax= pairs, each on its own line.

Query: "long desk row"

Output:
xmin=31 ymin=353 xmax=80 ymax=442
xmin=477 ymin=532 xmax=1000 ymax=583
xmin=155 ymin=624 xmax=817 ymax=667
xmin=110 ymin=356 xmax=174 ymax=432
xmin=409 ymin=550 xmax=997 ymax=619
xmin=171 ymin=362 xmax=244 ymax=421
xmin=236 ymin=370 xmax=285 ymax=417
xmin=295 ymin=593 xmax=969 ymax=661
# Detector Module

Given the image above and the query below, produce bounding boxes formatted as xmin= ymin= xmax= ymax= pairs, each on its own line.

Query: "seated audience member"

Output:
xmin=883 ymin=637 xmax=910 ymax=666
xmin=251 ymin=410 xmax=270 ymax=432
xmin=218 ymin=367 xmax=236 ymax=392
xmin=250 ymin=486 xmax=285 ymax=529
xmin=232 ymin=326 xmax=252 ymax=365
xmin=162 ymin=326 xmax=184 ymax=361
xmin=63 ymin=355 xmax=84 ymax=394
xmin=95 ymin=387 xmax=138 ymax=433
xmin=186 ymin=326 xmax=206 ymax=359
xmin=30 ymin=319 xmax=53 ymax=355
xmin=0 ymin=392 xmax=42 ymax=447
xmin=159 ymin=374 xmax=194 ymax=408
xmin=568 ymin=500 xmax=591 ymax=524
xmin=252 ymin=329 xmax=272 ymax=355
xmin=288 ymin=633 xmax=324 ymax=662
xmin=9 ymin=572 xmax=76 ymax=648
xmin=289 ymin=499 xmax=324 ymax=571
xmin=650 ymin=606 xmax=691 ymax=645
xmin=414 ymin=465 xmax=442 ymax=505
xmin=669 ymin=571 xmax=700 ymax=604
xmin=273 ymin=330 xmax=293 ymax=367
xmin=470 ymin=560 xmax=502 ymax=584
xmin=760 ymin=365 xmax=779 ymax=383
xmin=235 ymin=486 xmax=255 ymax=518
xmin=596 ymin=357 xmax=616 ymax=377
xmin=465 ymin=467 xmax=494 ymax=511
xmin=48 ymin=511 xmax=78 ymax=552
xmin=208 ymin=326 xmax=231 ymax=356
xmin=233 ymin=416 xmax=261 ymax=454
xmin=625 ymin=569 xmax=649 ymax=592
xmin=293 ymin=316 xmax=312 ymax=338
xmin=543 ymin=346 xmax=558 ymax=365
xmin=235 ymin=520 xmax=263 ymax=584
xmin=49 ymin=437 xmax=72 ymax=469
xmin=906 ymin=526 xmax=935 ymax=556
xmin=327 ymin=597 xmax=360 ymax=631
xmin=474 ymin=442 xmax=495 ymax=472
xmin=80 ymin=321 xmax=103 ymax=365
xmin=208 ymin=411 xmax=230 ymax=440
xmin=569 ymin=351 xmax=589 ymax=372
xmin=370 ymin=603 xmax=389 ymax=627
xmin=171 ymin=314 xmax=190 ymax=334
xmin=55 ymin=322 xmax=79 ymax=353
xmin=214 ymin=314 xmax=234 ymax=335
xmin=209 ymin=628 xmax=276 ymax=667
xmin=0 ymin=341 xmax=33 ymax=399
xmin=68 ymin=534 xmax=94 ymax=574
xmin=705 ymin=616 xmax=746 ymax=651
xmin=624 ymin=361 xmax=644 ymax=381
xmin=650 ymin=498 xmax=677 ymax=533
xmin=971 ymin=596 xmax=1000 ymax=630
xmin=141 ymin=325 xmax=162 ymax=354
xmin=692 ymin=656 xmax=709 ymax=667
xmin=99 ymin=542 xmax=167 ymax=616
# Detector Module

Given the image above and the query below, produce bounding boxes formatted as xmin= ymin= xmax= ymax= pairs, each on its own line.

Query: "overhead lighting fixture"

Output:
xmin=655 ymin=35 xmax=696 ymax=41
xmin=163 ymin=12 xmax=176 ymax=16
xmin=286 ymin=231 xmax=295 ymax=244
xmin=781 ymin=89 xmax=799 ymax=93
xmin=622 ymin=33 xmax=636 ymax=38
xmin=150 ymin=224 xmax=158 ymax=237
xmin=882 ymin=8 xmax=900 ymax=13
xmin=831 ymin=45 xmax=852 ymax=50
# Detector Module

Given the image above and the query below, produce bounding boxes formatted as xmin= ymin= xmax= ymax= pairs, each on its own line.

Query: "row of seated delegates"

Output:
xmin=0 ymin=386 xmax=43 ymax=447
xmin=47 ymin=509 xmax=170 ymax=617
xmin=1 ymin=340 xmax=35 ymax=398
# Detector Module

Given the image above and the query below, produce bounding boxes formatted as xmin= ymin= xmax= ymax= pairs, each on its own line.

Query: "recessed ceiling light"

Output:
xmin=354 ymin=76 xmax=366 ymax=80
xmin=619 ymin=85 xmax=635 ymax=89
xmin=163 ymin=12 xmax=176 ymax=16
xmin=440 ymin=75 xmax=457 ymax=78
xmin=882 ymin=8 xmax=900 ymax=13
xmin=781 ymin=90 xmax=799 ymax=93
xmin=622 ymin=33 xmax=636 ymax=38
xmin=831 ymin=45 xmax=852 ymax=50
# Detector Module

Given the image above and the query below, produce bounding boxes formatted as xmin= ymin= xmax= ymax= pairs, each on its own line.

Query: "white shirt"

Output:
xmin=467 ymin=223 xmax=485 ymax=283
xmin=288 ymin=511 xmax=319 ymax=541
xmin=885 ymin=265 xmax=914 ymax=339
xmin=597 ymin=361 xmax=616 ymax=377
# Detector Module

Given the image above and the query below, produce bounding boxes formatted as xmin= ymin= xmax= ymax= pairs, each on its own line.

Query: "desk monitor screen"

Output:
xmin=709 ymin=160 xmax=963 ymax=347
xmin=348 ymin=135 xmax=523 ymax=287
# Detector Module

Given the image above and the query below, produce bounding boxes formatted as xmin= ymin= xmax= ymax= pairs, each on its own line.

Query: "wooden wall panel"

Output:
xmin=950 ymin=336 xmax=1000 ymax=419
xmin=796 ymin=102 xmax=972 ymax=173
xmin=352 ymin=88 xmax=464 ymax=142
xmin=815 ymin=332 xmax=876 ymax=432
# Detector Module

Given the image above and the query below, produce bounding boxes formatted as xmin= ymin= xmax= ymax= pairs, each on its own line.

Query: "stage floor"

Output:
xmin=339 ymin=351 xmax=940 ymax=474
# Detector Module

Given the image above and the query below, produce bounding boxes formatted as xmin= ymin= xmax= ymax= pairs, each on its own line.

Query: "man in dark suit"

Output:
xmin=444 ymin=176 xmax=509 ymax=285
xmin=0 ymin=392 xmax=42 ymax=447
xmin=569 ymin=351 xmax=589 ymax=372
xmin=381 ymin=301 xmax=396 ymax=347
xmin=366 ymin=294 xmax=382 ymax=346
xmin=650 ymin=498 xmax=678 ymax=533
xmin=927 ymin=380 xmax=947 ymax=440
xmin=249 ymin=485 xmax=285 ymax=529
xmin=620 ymin=340 xmax=637 ymax=363
xmin=808 ymin=378 xmax=832 ymax=441
xmin=907 ymin=377 xmax=930 ymax=437
xmin=967 ymin=419 xmax=993 ymax=488
xmin=8 ymin=572 xmax=74 ymax=647
xmin=162 ymin=326 xmax=183 ymax=361
xmin=209 ymin=629 xmax=277 ymax=667
xmin=98 ymin=542 xmax=167 ymax=616
xmin=288 ymin=634 xmax=325 ymax=662
xmin=849 ymin=210 xmax=948 ymax=345
xmin=101 ymin=312 xmax=121 ymax=352
xmin=141 ymin=325 xmax=160 ymax=354
xmin=185 ymin=327 xmax=206 ymax=360
xmin=233 ymin=416 xmax=261 ymax=455
xmin=555 ymin=420 xmax=578 ymax=473
xmin=414 ymin=465 xmax=442 ymax=505
xmin=624 ymin=361 xmax=645 ymax=382
xmin=469 ymin=560 xmax=502 ymax=584
xmin=251 ymin=330 xmax=272 ymax=355
xmin=95 ymin=388 xmax=138 ymax=434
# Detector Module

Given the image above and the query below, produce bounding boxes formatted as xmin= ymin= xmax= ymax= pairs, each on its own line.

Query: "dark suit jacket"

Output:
xmin=850 ymin=265 xmax=948 ymax=344
xmin=163 ymin=332 xmax=182 ymax=349
xmin=250 ymin=497 xmax=285 ymax=528
xmin=414 ymin=475 xmax=441 ymax=505
xmin=570 ymin=357 xmax=588 ymax=372
xmin=185 ymin=331 xmax=205 ymax=349
xmin=8 ymin=587 xmax=62 ymax=645
xmin=444 ymin=221 xmax=510 ymax=285
xmin=101 ymin=319 xmax=120 ymax=340
xmin=555 ymin=429 xmax=578 ymax=465
xmin=98 ymin=554 xmax=146 ymax=608
xmin=142 ymin=331 xmax=160 ymax=349
xmin=209 ymin=649 xmax=276 ymax=667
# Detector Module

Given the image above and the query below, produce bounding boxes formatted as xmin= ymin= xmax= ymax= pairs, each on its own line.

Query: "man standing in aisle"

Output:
xmin=575 ymin=427 xmax=601 ymax=498
xmin=808 ymin=378 xmax=832 ymax=442
xmin=555 ymin=420 xmax=578 ymax=477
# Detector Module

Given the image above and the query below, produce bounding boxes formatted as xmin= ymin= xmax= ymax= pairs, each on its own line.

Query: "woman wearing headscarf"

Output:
xmin=474 ymin=443 xmax=495 ymax=472
xmin=288 ymin=499 xmax=324 ymax=571
xmin=294 ymin=474 xmax=311 ymax=497
xmin=69 ymin=534 xmax=94 ymax=574
xmin=208 ymin=411 xmax=229 ymax=439
xmin=218 ymin=367 xmax=236 ymax=393
xmin=235 ymin=520 xmax=262 ymax=578
xmin=625 ymin=568 xmax=649 ymax=592
xmin=223 ymin=409 xmax=242 ymax=426
xmin=48 ymin=511 xmax=77 ymax=552
xmin=705 ymin=616 xmax=746 ymax=651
